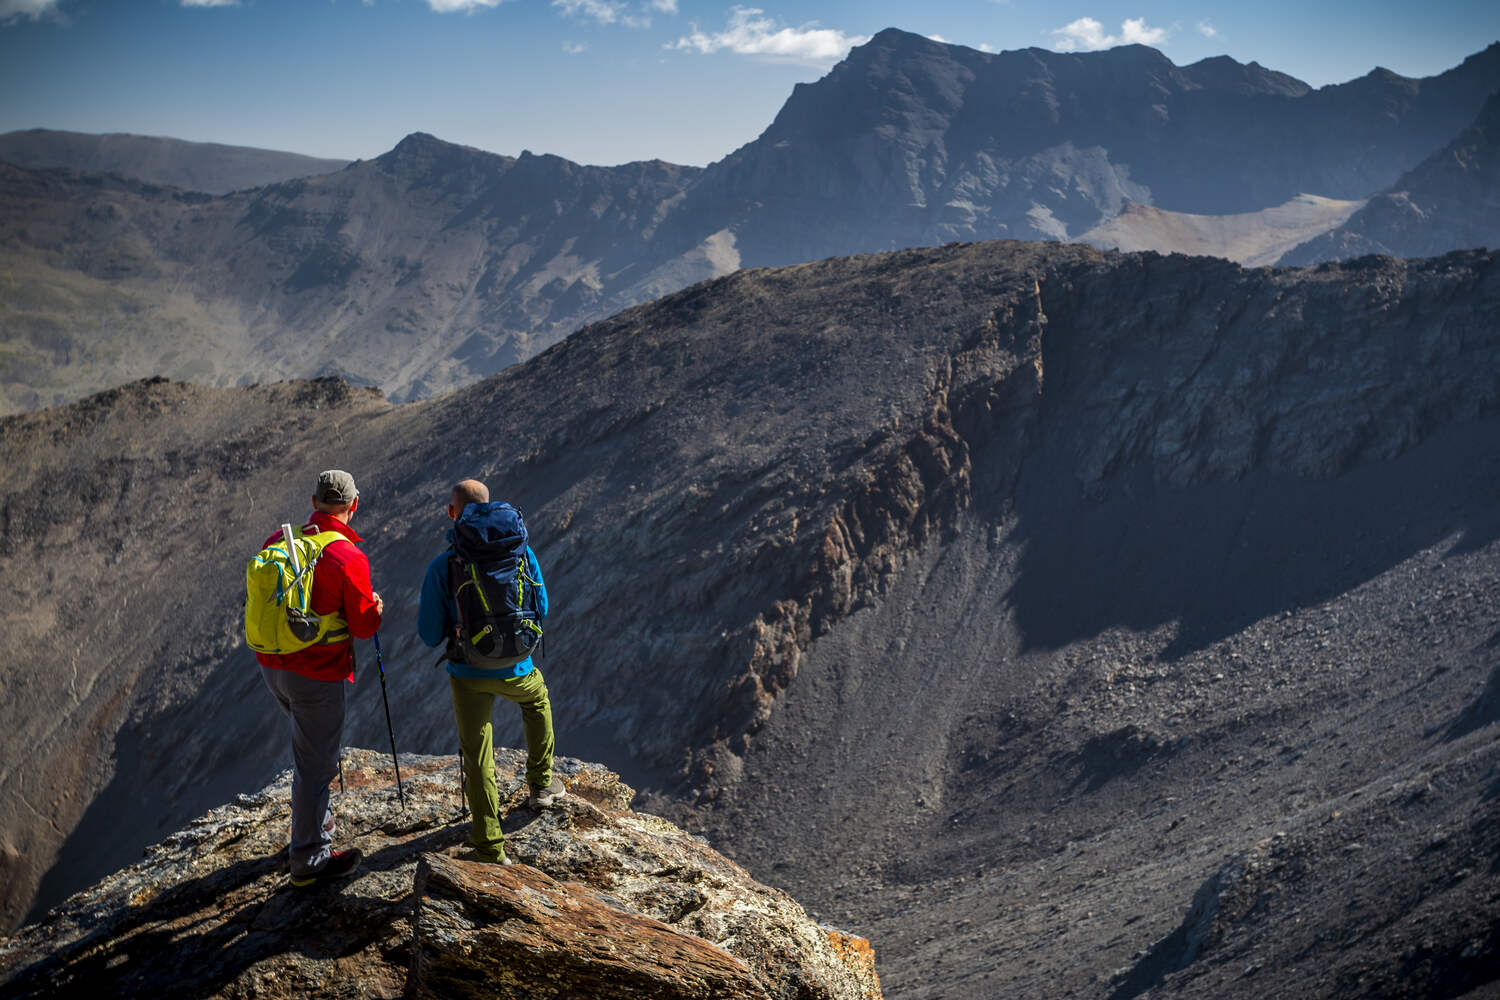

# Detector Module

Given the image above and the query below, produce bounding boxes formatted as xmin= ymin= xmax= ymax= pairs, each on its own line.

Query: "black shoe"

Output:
xmin=528 ymin=777 xmax=566 ymax=809
xmin=290 ymin=848 xmax=362 ymax=889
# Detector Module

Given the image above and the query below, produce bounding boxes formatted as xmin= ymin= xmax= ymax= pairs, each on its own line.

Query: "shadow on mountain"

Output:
xmin=1445 ymin=627 xmax=1500 ymax=742
xmin=1003 ymin=416 xmax=1500 ymax=661
xmin=1104 ymin=858 xmax=1236 ymax=1000
xmin=11 ymin=824 xmax=465 ymax=999
xmin=25 ymin=647 xmax=283 ymax=926
xmin=1066 ymin=724 xmax=1185 ymax=794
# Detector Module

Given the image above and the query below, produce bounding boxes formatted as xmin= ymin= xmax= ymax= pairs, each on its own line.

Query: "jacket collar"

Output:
xmin=308 ymin=509 xmax=363 ymax=543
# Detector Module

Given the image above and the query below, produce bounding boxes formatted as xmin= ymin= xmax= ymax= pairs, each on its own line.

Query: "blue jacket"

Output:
xmin=418 ymin=526 xmax=548 ymax=680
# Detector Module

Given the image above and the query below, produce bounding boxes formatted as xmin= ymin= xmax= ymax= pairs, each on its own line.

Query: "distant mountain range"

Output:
xmin=3 ymin=29 xmax=1499 ymax=414
xmin=0 ymin=129 xmax=349 ymax=195
xmin=670 ymin=32 xmax=1500 ymax=262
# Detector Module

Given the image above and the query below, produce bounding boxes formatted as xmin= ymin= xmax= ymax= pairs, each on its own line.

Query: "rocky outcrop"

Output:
xmin=1281 ymin=90 xmax=1500 ymax=265
xmin=0 ymin=748 xmax=880 ymax=1000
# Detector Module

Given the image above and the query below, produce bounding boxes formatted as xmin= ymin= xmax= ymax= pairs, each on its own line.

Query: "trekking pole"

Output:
xmin=371 ymin=631 xmax=407 ymax=810
xmin=457 ymin=742 xmax=468 ymax=819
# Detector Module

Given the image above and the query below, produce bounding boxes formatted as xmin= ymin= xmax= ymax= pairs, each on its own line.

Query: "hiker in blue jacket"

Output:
xmin=418 ymin=479 xmax=565 ymax=865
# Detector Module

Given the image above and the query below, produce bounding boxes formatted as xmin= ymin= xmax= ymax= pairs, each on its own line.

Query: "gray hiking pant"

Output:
xmin=260 ymin=666 xmax=345 ymax=876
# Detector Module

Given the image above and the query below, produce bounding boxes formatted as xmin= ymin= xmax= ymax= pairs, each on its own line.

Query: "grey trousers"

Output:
xmin=260 ymin=666 xmax=345 ymax=876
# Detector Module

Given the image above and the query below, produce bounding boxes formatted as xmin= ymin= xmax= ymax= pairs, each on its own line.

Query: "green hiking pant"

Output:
xmin=450 ymin=668 xmax=554 ymax=859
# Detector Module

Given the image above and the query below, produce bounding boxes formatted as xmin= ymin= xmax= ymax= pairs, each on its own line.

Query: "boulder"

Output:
xmin=411 ymin=854 xmax=769 ymax=999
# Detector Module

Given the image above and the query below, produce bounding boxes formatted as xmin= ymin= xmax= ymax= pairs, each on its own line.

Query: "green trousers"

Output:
xmin=450 ymin=668 xmax=554 ymax=860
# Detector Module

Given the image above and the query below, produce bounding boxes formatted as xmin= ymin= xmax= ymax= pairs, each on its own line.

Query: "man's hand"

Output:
xmin=373 ymin=592 xmax=385 ymax=616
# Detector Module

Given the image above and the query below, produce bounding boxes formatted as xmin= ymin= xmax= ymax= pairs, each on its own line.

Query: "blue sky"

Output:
xmin=2 ymin=0 xmax=1497 ymax=167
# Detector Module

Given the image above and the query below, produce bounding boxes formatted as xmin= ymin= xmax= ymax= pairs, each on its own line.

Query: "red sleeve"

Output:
xmin=323 ymin=540 xmax=383 ymax=639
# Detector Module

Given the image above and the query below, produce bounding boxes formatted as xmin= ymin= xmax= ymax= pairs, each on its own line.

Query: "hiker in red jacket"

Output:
xmin=258 ymin=469 xmax=383 ymax=888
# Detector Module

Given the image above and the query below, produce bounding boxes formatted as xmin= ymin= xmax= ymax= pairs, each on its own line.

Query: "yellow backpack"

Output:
xmin=244 ymin=522 xmax=350 ymax=655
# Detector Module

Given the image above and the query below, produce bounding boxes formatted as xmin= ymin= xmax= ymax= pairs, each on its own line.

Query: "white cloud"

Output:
xmin=978 ymin=42 xmax=996 ymax=53
xmin=670 ymin=6 xmax=869 ymax=67
xmin=1196 ymin=20 xmax=1217 ymax=38
xmin=180 ymin=0 xmax=240 ymax=6
xmin=562 ymin=40 xmax=588 ymax=54
xmin=650 ymin=0 xmax=677 ymax=12
xmin=926 ymin=33 xmax=951 ymax=44
xmin=552 ymin=0 xmax=649 ymax=28
xmin=1050 ymin=16 xmax=1168 ymax=52
xmin=427 ymin=0 xmax=507 ymax=11
xmin=0 ymin=0 xmax=60 ymax=20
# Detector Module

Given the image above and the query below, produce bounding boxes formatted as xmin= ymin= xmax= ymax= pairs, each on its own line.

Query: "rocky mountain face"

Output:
xmin=677 ymin=31 xmax=1500 ymax=264
xmin=5 ymin=31 xmax=1499 ymax=415
xmin=0 ymin=129 xmax=349 ymax=195
xmin=0 ymin=748 xmax=881 ymax=999
xmin=3 ymin=240 xmax=1498 ymax=995
xmin=1281 ymin=90 xmax=1500 ymax=265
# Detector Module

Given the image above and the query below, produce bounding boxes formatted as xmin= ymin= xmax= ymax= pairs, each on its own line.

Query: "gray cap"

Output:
xmin=316 ymin=469 xmax=359 ymax=505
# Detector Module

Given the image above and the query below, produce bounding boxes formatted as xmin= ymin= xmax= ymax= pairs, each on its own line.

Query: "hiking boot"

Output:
xmin=528 ymin=777 xmax=566 ymax=809
xmin=452 ymin=845 xmax=514 ymax=866
xmin=289 ymin=848 xmax=362 ymax=890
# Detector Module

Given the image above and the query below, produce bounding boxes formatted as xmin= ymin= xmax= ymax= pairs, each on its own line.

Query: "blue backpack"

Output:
xmin=449 ymin=502 xmax=544 ymax=666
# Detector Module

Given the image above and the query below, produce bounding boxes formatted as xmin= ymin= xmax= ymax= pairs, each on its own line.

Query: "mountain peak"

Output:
xmin=373 ymin=131 xmax=512 ymax=181
xmin=384 ymin=130 xmax=460 ymax=157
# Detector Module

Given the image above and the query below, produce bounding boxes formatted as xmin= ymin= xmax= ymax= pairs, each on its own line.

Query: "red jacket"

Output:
xmin=255 ymin=511 xmax=382 ymax=682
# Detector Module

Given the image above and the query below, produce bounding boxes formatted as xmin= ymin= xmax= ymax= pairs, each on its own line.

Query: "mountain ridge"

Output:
xmin=5 ymin=30 xmax=1500 ymax=415
xmin=0 ymin=129 xmax=350 ymax=194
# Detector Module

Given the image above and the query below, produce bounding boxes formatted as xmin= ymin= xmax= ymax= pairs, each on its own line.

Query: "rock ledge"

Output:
xmin=0 ymin=748 xmax=880 ymax=1000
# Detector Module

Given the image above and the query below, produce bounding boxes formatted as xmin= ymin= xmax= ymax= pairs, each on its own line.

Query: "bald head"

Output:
xmin=449 ymin=479 xmax=490 ymax=519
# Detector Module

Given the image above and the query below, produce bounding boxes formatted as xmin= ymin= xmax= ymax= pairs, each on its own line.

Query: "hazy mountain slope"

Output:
xmin=679 ymin=31 xmax=1500 ymax=264
xmin=0 ymin=163 xmax=259 ymax=415
xmin=6 ymin=33 xmax=1500 ymax=417
xmin=4 ymin=242 xmax=1498 ymax=999
xmin=1077 ymin=193 xmax=1366 ymax=266
xmin=0 ymin=129 xmax=349 ymax=194
xmin=0 ymin=139 xmax=710 ymax=412
xmin=1281 ymin=91 xmax=1500 ymax=265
